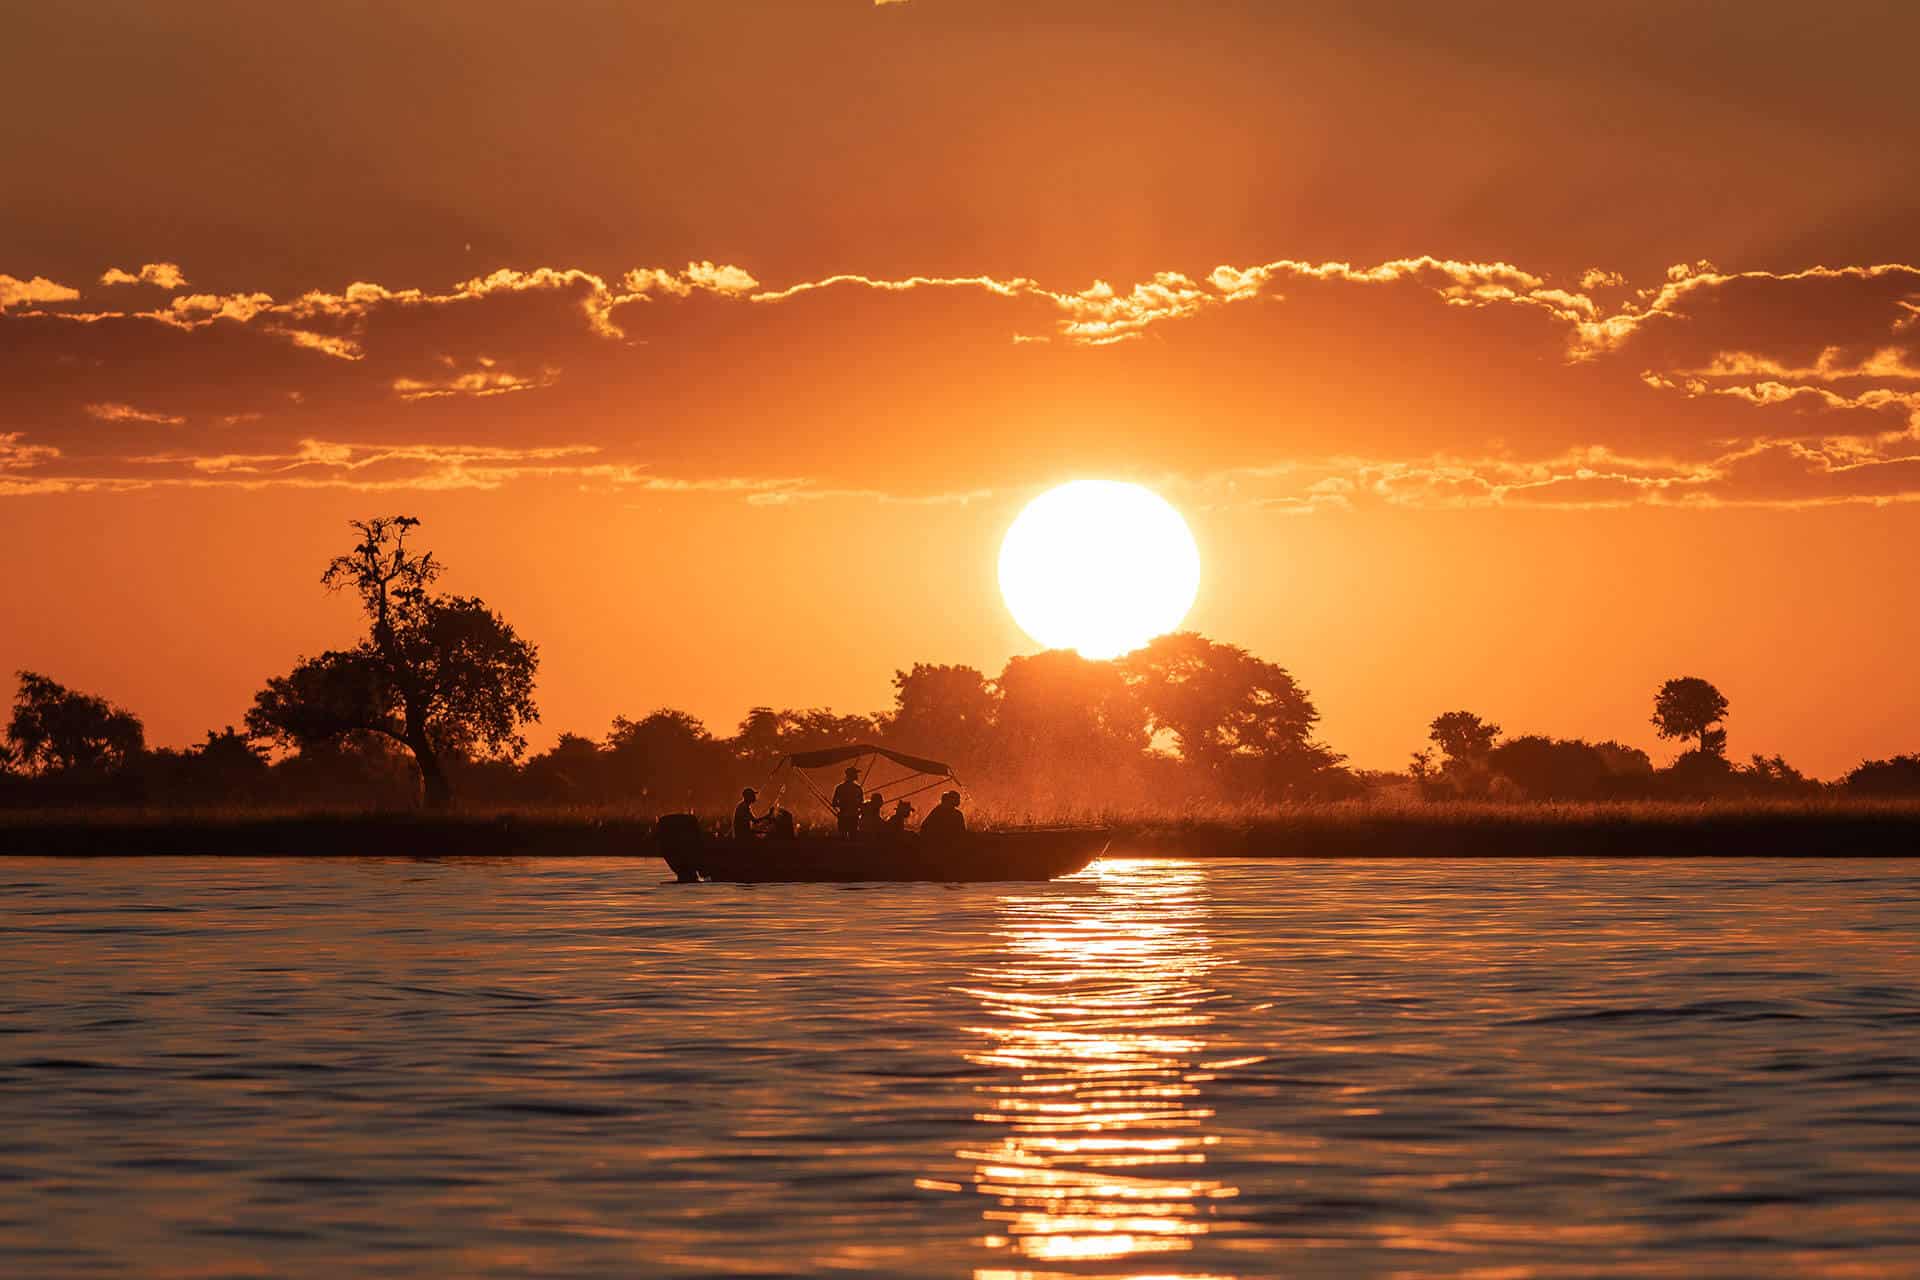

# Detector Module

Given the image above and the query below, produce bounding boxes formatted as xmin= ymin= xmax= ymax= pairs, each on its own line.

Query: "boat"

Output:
xmin=654 ymin=744 xmax=1109 ymax=883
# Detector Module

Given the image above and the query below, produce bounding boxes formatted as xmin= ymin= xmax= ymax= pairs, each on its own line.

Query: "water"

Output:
xmin=3 ymin=857 xmax=1918 ymax=1278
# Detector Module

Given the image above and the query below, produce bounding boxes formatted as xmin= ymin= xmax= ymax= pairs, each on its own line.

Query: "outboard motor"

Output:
xmin=655 ymin=813 xmax=705 ymax=883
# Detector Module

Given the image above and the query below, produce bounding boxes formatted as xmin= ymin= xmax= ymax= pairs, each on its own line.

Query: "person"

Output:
xmin=733 ymin=787 xmax=762 ymax=841
xmin=858 ymin=791 xmax=885 ymax=835
xmin=884 ymin=799 xmax=914 ymax=834
xmin=831 ymin=767 xmax=863 ymax=838
xmin=920 ymin=790 xmax=966 ymax=841
xmin=767 ymin=806 xmax=797 ymax=840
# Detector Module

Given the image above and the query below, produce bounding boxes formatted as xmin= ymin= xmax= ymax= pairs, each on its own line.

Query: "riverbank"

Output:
xmin=3 ymin=801 xmax=1918 ymax=858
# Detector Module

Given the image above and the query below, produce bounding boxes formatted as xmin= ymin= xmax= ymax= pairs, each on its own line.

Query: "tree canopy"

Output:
xmin=1429 ymin=711 xmax=1501 ymax=762
xmin=4 ymin=671 xmax=145 ymax=775
xmin=1121 ymin=632 xmax=1343 ymax=798
xmin=246 ymin=516 xmax=538 ymax=808
xmin=1651 ymin=677 xmax=1730 ymax=758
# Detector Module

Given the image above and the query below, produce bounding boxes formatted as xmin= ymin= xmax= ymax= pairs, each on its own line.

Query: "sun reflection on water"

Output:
xmin=954 ymin=859 xmax=1239 ymax=1277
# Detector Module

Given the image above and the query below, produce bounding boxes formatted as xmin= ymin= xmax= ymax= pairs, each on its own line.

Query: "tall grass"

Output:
xmin=2 ymin=797 xmax=1916 ymax=857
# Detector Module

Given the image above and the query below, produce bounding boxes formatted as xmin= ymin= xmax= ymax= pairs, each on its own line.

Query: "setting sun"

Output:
xmin=998 ymin=480 xmax=1202 ymax=660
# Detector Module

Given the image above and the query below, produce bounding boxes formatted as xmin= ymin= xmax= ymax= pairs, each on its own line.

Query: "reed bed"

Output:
xmin=3 ymin=799 xmax=1917 ymax=858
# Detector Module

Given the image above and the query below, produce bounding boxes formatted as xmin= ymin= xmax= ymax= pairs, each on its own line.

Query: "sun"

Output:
xmin=998 ymin=480 xmax=1201 ymax=660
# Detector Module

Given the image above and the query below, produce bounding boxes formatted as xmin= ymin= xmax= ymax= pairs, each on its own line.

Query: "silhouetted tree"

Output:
xmin=996 ymin=650 xmax=1149 ymax=810
xmin=1738 ymin=753 xmax=1815 ymax=795
xmin=246 ymin=516 xmax=538 ymax=808
xmin=1661 ymin=747 xmax=1736 ymax=795
xmin=1591 ymin=740 xmax=1653 ymax=777
xmin=1652 ymin=677 xmax=1729 ymax=758
xmin=608 ymin=709 xmax=727 ymax=809
xmin=1487 ymin=735 xmax=1611 ymax=801
xmin=5 ymin=671 xmax=145 ymax=775
xmin=520 ymin=732 xmax=609 ymax=804
xmin=270 ymin=734 xmax=422 ymax=808
xmin=1842 ymin=755 xmax=1920 ymax=796
xmin=1122 ymin=632 xmax=1343 ymax=799
xmin=881 ymin=664 xmax=997 ymax=776
xmin=731 ymin=707 xmax=878 ymax=774
xmin=139 ymin=727 xmax=272 ymax=805
xmin=1428 ymin=711 xmax=1501 ymax=763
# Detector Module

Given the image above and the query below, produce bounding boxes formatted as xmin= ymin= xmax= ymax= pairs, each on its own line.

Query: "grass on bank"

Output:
xmin=2 ymin=798 xmax=1918 ymax=857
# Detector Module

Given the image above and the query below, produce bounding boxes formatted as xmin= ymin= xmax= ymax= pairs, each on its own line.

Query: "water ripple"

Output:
xmin=1 ymin=855 xmax=1917 ymax=1276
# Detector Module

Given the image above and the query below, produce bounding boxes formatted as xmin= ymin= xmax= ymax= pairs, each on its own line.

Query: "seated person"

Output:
xmin=767 ymin=806 xmax=797 ymax=840
xmin=858 ymin=791 xmax=886 ymax=835
xmin=919 ymin=790 xmax=966 ymax=841
xmin=733 ymin=787 xmax=763 ymax=840
xmin=884 ymin=799 xmax=914 ymax=834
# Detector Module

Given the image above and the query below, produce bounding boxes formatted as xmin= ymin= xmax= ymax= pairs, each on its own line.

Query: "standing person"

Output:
xmin=831 ymin=766 xmax=863 ymax=838
xmin=733 ymin=787 xmax=762 ymax=841
xmin=920 ymin=790 xmax=966 ymax=842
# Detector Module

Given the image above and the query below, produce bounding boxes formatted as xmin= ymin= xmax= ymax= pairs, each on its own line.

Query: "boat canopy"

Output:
xmin=781 ymin=743 xmax=954 ymax=779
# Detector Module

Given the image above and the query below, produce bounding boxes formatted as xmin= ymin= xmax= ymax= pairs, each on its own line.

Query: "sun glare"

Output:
xmin=998 ymin=480 xmax=1201 ymax=660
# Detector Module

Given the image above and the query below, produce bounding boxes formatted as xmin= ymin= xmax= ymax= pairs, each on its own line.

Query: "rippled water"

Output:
xmin=4 ymin=857 xmax=1919 ymax=1278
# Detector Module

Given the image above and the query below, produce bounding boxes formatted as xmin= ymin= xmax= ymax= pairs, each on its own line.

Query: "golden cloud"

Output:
xmin=0 ymin=273 xmax=80 ymax=310
xmin=99 ymin=262 xmax=188 ymax=289
xmin=84 ymin=401 xmax=186 ymax=425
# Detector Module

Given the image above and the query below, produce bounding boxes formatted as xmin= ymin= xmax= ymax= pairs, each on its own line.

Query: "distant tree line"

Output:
xmin=5 ymin=516 xmax=1918 ymax=813
xmin=1403 ymin=676 xmax=1905 ymax=801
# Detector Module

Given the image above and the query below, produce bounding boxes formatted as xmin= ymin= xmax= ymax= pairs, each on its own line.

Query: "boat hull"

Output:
xmin=660 ymin=828 xmax=1108 ymax=884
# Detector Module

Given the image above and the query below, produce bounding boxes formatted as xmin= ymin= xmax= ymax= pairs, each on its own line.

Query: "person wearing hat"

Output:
xmin=830 ymin=766 xmax=863 ymax=838
xmin=733 ymin=787 xmax=762 ymax=841
xmin=858 ymin=790 xmax=886 ymax=834
xmin=919 ymin=790 xmax=966 ymax=842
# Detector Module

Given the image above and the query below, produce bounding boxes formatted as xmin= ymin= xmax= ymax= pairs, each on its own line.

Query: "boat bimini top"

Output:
xmin=772 ymin=744 xmax=959 ymax=814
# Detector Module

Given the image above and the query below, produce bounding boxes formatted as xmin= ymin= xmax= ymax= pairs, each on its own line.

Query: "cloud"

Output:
xmin=0 ymin=432 xmax=61 ymax=470
xmin=0 ymin=274 xmax=80 ymax=310
xmin=84 ymin=401 xmax=186 ymax=425
xmin=9 ymin=251 xmax=1920 ymax=509
xmin=0 ymin=430 xmax=989 ymax=503
xmin=99 ymin=262 xmax=188 ymax=289
xmin=391 ymin=357 xmax=557 ymax=401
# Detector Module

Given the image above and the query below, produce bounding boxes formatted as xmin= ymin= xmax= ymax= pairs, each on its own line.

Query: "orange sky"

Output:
xmin=4 ymin=1 xmax=1918 ymax=777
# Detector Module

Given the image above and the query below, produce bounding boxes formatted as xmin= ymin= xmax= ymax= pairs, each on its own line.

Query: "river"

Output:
xmin=3 ymin=857 xmax=1917 ymax=1277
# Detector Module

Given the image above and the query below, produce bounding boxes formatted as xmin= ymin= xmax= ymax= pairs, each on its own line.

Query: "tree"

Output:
xmin=247 ymin=516 xmax=538 ymax=808
xmin=1122 ymin=632 xmax=1343 ymax=800
xmin=1591 ymin=740 xmax=1653 ymax=777
xmin=1428 ymin=711 xmax=1501 ymax=763
xmin=1740 ymin=753 xmax=1813 ymax=795
xmin=1651 ymin=676 xmax=1729 ymax=758
xmin=1487 ymin=735 xmax=1612 ymax=801
xmin=730 ymin=706 xmax=878 ymax=774
xmin=881 ymin=663 xmax=997 ymax=772
xmin=608 ymin=709 xmax=726 ymax=809
xmin=5 ymin=671 xmax=145 ymax=775
xmin=995 ymin=649 xmax=1150 ymax=810
xmin=1842 ymin=754 xmax=1920 ymax=796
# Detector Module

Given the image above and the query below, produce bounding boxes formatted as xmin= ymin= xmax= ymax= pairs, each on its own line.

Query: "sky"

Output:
xmin=4 ymin=0 xmax=1919 ymax=777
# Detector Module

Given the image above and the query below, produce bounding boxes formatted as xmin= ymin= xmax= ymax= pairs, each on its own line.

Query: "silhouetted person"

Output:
xmin=767 ymin=806 xmax=797 ymax=840
xmin=831 ymin=767 xmax=863 ymax=838
xmin=920 ymin=790 xmax=966 ymax=842
xmin=859 ymin=791 xmax=885 ymax=835
xmin=733 ymin=787 xmax=762 ymax=840
xmin=884 ymin=798 xmax=914 ymax=834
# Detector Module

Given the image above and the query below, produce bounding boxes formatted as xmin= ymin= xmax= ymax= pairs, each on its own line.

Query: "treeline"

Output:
xmin=4 ymin=514 xmax=1918 ymax=814
xmin=0 ymin=633 xmax=1354 ymax=813
xmin=1405 ymin=685 xmax=1920 ymax=802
